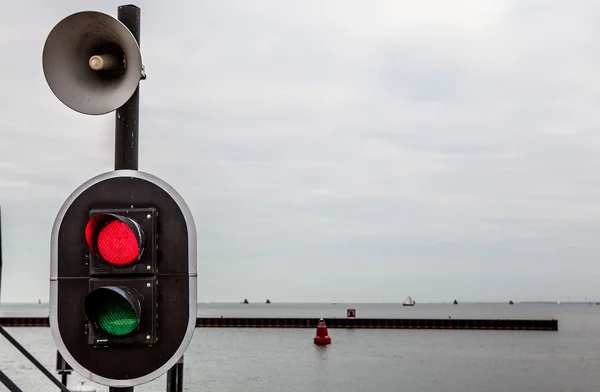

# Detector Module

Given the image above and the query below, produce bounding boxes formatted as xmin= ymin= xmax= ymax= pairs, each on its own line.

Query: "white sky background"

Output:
xmin=1 ymin=0 xmax=600 ymax=303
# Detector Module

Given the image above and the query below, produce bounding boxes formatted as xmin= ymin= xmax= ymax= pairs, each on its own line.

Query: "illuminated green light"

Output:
xmin=96 ymin=296 xmax=139 ymax=336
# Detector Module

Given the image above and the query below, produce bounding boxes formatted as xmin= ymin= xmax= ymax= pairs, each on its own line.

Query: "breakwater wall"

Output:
xmin=0 ymin=317 xmax=558 ymax=331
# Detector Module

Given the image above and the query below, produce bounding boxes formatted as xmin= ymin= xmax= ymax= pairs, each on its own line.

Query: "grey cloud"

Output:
xmin=2 ymin=0 xmax=600 ymax=303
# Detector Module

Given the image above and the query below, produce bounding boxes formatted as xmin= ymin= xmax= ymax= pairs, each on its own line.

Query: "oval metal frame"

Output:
xmin=49 ymin=170 xmax=197 ymax=387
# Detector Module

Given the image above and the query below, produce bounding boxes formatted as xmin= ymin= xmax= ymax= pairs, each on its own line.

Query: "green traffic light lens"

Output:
xmin=96 ymin=297 xmax=139 ymax=336
xmin=84 ymin=288 xmax=141 ymax=337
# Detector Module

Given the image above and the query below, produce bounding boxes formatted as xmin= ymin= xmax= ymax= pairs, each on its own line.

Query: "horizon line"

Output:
xmin=0 ymin=300 xmax=588 ymax=305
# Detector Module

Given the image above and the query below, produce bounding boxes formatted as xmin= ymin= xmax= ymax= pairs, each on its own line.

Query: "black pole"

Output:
xmin=0 ymin=327 xmax=70 ymax=392
xmin=0 ymin=206 xmax=3 ymax=304
xmin=0 ymin=369 xmax=23 ymax=392
xmin=166 ymin=356 xmax=184 ymax=392
xmin=55 ymin=351 xmax=72 ymax=387
xmin=109 ymin=4 xmax=142 ymax=392
xmin=111 ymin=5 xmax=141 ymax=391
xmin=115 ymin=4 xmax=142 ymax=171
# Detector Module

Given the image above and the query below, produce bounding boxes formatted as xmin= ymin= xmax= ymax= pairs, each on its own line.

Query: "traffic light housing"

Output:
xmin=50 ymin=170 xmax=197 ymax=388
xmin=44 ymin=5 xmax=196 ymax=388
xmin=84 ymin=208 xmax=158 ymax=346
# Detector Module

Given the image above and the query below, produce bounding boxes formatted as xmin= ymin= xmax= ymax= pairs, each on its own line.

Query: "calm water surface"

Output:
xmin=1 ymin=303 xmax=599 ymax=391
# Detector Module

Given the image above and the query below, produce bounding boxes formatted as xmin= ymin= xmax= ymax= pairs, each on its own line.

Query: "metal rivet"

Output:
xmin=146 ymin=214 xmax=151 ymax=219
xmin=146 ymin=283 xmax=151 ymax=287
xmin=146 ymin=335 xmax=151 ymax=340
xmin=146 ymin=265 xmax=151 ymax=270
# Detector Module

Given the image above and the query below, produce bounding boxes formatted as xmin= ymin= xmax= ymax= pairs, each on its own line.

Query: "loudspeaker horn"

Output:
xmin=42 ymin=11 xmax=143 ymax=115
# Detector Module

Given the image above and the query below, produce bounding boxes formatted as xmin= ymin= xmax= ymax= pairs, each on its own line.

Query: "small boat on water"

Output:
xmin=402 ymin=296 xmax=415 ymax=306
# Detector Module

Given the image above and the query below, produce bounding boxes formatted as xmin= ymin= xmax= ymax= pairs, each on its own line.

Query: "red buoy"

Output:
xmin=314 ymin=318 xmax=332 ymax=344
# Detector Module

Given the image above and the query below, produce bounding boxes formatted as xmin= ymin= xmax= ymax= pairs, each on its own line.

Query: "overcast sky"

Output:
xmin=1 ymin=0 xmax=600 ymax=304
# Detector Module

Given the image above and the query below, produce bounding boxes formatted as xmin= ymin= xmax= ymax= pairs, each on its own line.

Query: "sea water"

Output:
xmin=1 ymin=302 xmax=598 ymax=392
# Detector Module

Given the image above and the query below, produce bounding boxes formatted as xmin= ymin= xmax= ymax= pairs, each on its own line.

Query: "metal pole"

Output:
xmin=0 ymin=206 xmax=3 ymax=304
xmin=166 ymin=356 xmax=184 ymax=392
xmin=0 ymin=369 xmax=23 ymax=392
xmin=55 ymin=351 xmax=72 ymax=387
xmin=115 ymin=4 xmax=142 ymax=171
xmin=111 ymin=6 xmax=141 ymax=391
xmin=0 ymin=327 xmax=70 ymax=392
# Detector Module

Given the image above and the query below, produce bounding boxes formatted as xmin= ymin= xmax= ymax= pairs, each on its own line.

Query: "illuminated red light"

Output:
xmin=96 ymin=220 xmax=140 ymax=266
xmin=85 ymin=213 xmax=144 ymax=267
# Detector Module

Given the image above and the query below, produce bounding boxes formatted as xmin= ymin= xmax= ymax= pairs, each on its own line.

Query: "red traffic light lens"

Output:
xmin=97 ymin=220 xmax=140 ymax=266
xmin=85 ymin=213 xmax=144 ymax=267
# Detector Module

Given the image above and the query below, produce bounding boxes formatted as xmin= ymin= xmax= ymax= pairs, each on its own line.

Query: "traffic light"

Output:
xmin=49 ymin=171 xmax=197 ymax=388
xmin=43 ymin=6 xmax=197 ymax=388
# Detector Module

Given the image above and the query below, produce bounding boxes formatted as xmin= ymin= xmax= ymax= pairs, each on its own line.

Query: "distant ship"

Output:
xmin=453 ymin=299 xmax=458 ymax=305
xmin=402 ymin=296 xmax=415 ymax=306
